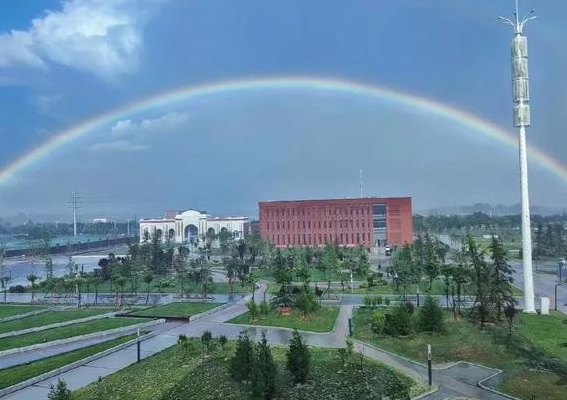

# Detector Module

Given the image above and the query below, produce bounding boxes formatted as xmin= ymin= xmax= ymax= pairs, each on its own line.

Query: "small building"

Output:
xmin=259 ymin=197 xmax=412 ymax=248
xmin=139 ymin=209 xmax=249 ymax=245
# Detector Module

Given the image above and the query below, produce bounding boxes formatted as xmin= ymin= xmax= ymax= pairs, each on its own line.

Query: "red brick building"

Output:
xmin=259 ymin=197 xmax=412 ymax=248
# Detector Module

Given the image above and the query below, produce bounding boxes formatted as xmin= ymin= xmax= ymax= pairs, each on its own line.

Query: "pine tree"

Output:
xmin=418 ymin=296 xmax=444 ymax=333
xmin=488 ymin=236 xmax=515 ymax=320
xmin=287 ymin=329 xmax=310 ymax=384
xmin=48 ymin=379 xmax=71 ymax=400
xmin=252 ymin=333 xmax=277 ymax=399
xmin=230 ymin=331 xmax=255 ymax=382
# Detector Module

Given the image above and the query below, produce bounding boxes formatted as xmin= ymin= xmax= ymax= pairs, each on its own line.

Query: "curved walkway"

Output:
xmin=1 ymin=284 xmax=514 ymax=400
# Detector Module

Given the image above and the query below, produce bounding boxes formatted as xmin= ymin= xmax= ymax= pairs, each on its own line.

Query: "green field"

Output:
xmin=0 ymin=317 xmax=147 ymax=351
xmin=352 ymin=308 xmax=567 ymax=400
xmin=0 ymin=308 xmax=115 ymax=334
xmin=0 ymin=334 xmax=136 ymax=390
xmin=0 ymin=305 xmax=45 ymax=319
xmin=228 ymin=306 xmax=340 ymax=333
xmin=129 ymin=302 xmax=223 ymax=318
xmin=72 ymin=340 xmax=419 ymax=400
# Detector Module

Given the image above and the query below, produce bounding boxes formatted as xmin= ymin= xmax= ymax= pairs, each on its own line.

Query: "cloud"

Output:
xmin=0 ymin=0 xmax=162 ymax=81
xmin=89 ymin=140 xmax=147 ymax=152
xmin=111 ymin=112 xmax=190 ymax=136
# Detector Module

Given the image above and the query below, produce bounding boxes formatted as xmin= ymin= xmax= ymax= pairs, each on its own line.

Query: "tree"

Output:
xmin=201 ymin=330 xmax=213 ymax=355
xmin=287 ymin=329 xmax=310 ymax=384
xmin=230 ymin=331 xmax=255 ymax=382
xmin=423 ymin=233 xmax=440 ymax=292
xmin=295 ymin=286 xmax=318 ymax=319
xmin=504 ymin=304 xmax=518 ymax=336
xmin=48 ymin=379 xmax=71 ymax=400
xmin=247 ymin=299 xmax=258 ymax=322
xmin=466 ymin=234 xmax=491 ymax=327
xmin=391 ymin=244 xmax=418 ymax=297
xmin=27 ymin=272 xmax=38 ymax=302
xmin=488 ymin=236 xmax=515 ymax=320
xmin=252 ymin=333 xmax=277 ymax=400
xmin=142 ymin=270 xmax=154 ymax=306
xmin=417 ymin=296 xmax=444 ymax=333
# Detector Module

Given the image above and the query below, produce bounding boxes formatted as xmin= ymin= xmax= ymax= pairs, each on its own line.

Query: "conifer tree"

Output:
xmin=418 ymin=296 xmax=444 ymax=333
xmin=488 ymin=236 xmax=515 ymax=320
xmin=230 ymin=331 xmax=255 ymax=382
xmin=287 ymin=329 xmax=310 ymax=384
xmin=252 ymin=333 xmax=277 ymax=399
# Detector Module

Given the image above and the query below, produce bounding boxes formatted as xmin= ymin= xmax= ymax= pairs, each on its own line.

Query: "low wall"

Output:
xmin=0 ymin=311 xmax=121 ymax=339
xmin=0 ymin=329 xmax=160 ymax=398
xmin=0 ymin=319 xmax=164 ymax=358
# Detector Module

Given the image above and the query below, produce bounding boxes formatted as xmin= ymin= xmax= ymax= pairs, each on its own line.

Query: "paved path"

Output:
xmin=2 ymin=283 xmax=513 ymax=400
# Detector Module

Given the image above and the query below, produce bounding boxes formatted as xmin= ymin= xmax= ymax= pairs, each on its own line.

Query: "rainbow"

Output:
xmin=1 ymin=76 xmax=565 ymax=187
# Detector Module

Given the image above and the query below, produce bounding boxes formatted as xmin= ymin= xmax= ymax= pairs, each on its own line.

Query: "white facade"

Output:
xmin=139 ymin=209 xmax=248 ymax=245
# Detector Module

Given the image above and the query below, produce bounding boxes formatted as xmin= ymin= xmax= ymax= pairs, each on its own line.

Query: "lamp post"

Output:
xmin=498 ymin=0 xmax=537 ymax=313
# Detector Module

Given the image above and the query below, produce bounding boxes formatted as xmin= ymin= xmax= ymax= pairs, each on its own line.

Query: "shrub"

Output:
xmin=405 ymin=301 xmax=415 ymax=316
xmin=376 ymin=296 xmax=383 ymax=305
xmin=371 ymin=311 xmax=386 ymax=334
xmin=287 ymin=329 xmax=310 ymax=384
xmin=259 ymin=300 xmax=270 ymax=315
xmin=201 ymin=330 xmax=213 ymax=354
xmin=382 ymin=303 xmax=412 ymax=336
xmin=8 ymin=285 xmax=25 ymax=293
xmin=364 ymin=296 xmax=372 ymax=308
xmin=48 ymin=379 xmax=71 ymax=400
xmin=417 ymin=296 xmax=444 ymax=333
xmin=384 ymin=298 xmax=391 ymax=306
xmin=247 ymin=300 xmax=258 ymax=322
xmin=359 ymin=282 xmax=368 ymax=289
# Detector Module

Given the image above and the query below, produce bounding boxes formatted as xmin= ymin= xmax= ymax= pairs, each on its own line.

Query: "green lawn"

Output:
xmin=129 ymin=302 xmax=223 ymax=318
xmin=352 ymin=308 xmax=567 ymax=400
xmin=72 ymin=340 xmax=420 ymax=400
xmin=0 ymin=305 xmax=45 ymax=319
xmin=0 ymin=334 xmax=136 ymax=390
xmin=228 ymin=306 xmax=340 ymax=333
xmin=0 ymin=308 xmax=116 ymax=334
xmin=0 ymin=317 xmax=147 ymax=351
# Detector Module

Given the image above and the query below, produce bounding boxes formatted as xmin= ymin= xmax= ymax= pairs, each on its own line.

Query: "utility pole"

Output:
xmin=499 ymin=0 xmax=537 ymax=313
xmin=69 ymin=192 xmax=81 ymax=237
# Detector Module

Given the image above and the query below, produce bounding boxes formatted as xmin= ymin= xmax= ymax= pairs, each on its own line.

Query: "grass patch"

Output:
xmin=0 ymin=308 xmax=115 ymax=334
xmin=227 ymin=306 xmax=339 ymax=333
xmin=0 ymin=317 xmax=147 ymax=351
xmin=0 ymin=334 xmax=136 ymax=390
xmin=352 ymin=308 xmax=567 ymax=400
xmin=73 ymin=340 xmax=419 ymax=400
xmin=0 ymin=304 xmax=45 ymax=319
xmin=129 ymin=302 xmax=223 ymax=318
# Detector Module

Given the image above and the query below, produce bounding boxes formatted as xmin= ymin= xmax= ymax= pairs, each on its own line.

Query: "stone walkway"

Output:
xmin=1 ymin=284 xmax=514 ymax=400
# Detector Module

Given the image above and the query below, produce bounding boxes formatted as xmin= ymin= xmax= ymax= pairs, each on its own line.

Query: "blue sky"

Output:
xmin=0 ymin=0 xmax=566 ymax=219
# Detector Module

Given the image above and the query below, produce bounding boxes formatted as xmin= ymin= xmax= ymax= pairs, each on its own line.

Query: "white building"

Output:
xmin=139 ymin=209 xmax=249 ymax=245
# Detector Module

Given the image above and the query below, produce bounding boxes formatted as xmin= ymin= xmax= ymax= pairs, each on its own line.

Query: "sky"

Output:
xmin=0 ymin=0 xmax=567 ymax=220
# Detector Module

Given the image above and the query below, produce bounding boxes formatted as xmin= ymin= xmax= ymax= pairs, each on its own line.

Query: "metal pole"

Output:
xmin=137 ymin=328 xmax=141 ymax=362
xmin=555 ymin=284 xmax=558 ymax=311
xmin=427 ymin=344 xmax=432 ymax=386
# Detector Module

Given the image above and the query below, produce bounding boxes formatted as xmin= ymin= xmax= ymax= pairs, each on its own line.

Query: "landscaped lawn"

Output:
xmin=227 ymin=306 xmax=340 ymax=333
xmin=0 ymin=304 xmax=45 ymax=319
xmin=72 ymin=340 xmax=421 ymax=400
xmin=352 ymin=308 xmax=567 ymax=400
xmin=0 ymin=334 xmax=136 ymax=390
xmin=129 ymin=302 xmax=223 ymax=318
xmin=0 ymin=308 xmax=116 ymax=334
xmin=0 ymin=317 xmax=148 ymax=351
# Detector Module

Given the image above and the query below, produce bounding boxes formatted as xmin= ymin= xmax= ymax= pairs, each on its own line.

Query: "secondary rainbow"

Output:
xmin=1 ymin=76 xmax=565 ymax=187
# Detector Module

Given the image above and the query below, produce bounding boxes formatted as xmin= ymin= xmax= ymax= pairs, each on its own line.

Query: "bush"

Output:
xmin=9 ymin=285 xmax=25 ymax=293
xmin=404 ymin=301 xmax=415 ymax=316
xmin=247 ymin=300 xmax=258 ymax=322
xmin=259 ymin=300 xmax=270 ymax=315
xmin=371 ymin=311 xmax=386 ymax=334
xmin=417 ymin=296 xmax=444 ymax=333
xmin=382 ymin=304 xmax=412 ymax=336
xmin=364 ymin=296 xmax=372 ymax=308
xmin=384 ymin=298 xmax=391 ymax=306
xmin=359 ymin=282 xmax=368 ymax=289
xmin=48 ymin=379 xmax=71 ymax=400
xmin=287 ymin=329 xmax=310 ymax=384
